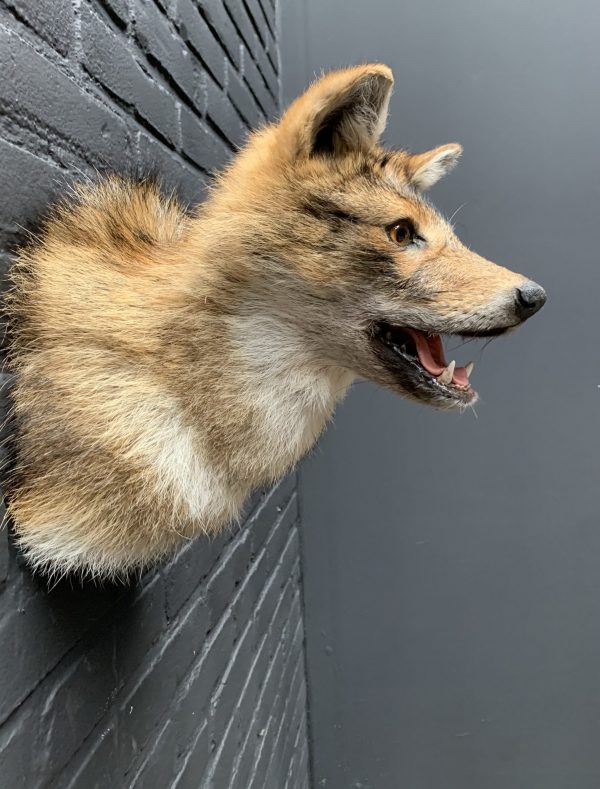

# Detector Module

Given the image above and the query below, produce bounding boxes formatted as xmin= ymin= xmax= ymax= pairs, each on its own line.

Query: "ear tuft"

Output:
xmin=407 ymin=143 xmax=463 ymax=190
xmin=279 ymin=64 xmax=394 ymax=158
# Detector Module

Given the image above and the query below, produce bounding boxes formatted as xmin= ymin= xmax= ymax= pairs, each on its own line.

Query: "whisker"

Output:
xmin=448 ymin=201 xmax=469 ymax=226
xmin=446 ymin=336 xmax=479 ymax=352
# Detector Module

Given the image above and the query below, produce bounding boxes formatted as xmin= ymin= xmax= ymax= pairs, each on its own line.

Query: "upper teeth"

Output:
xmin=437 ymin=360 xmax=455 ymax=385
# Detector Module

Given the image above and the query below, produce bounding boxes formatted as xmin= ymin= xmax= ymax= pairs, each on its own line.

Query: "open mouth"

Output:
xmin=370 ymin=321 xmax=484 ymax=408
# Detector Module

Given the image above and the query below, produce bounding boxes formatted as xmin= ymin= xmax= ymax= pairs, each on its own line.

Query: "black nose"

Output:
xmin=515 ymin=281 xmax=546 ymax=320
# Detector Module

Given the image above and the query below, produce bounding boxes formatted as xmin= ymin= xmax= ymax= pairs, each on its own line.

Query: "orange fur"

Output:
xmin=4 ymin=65 xmax=544 ymax=578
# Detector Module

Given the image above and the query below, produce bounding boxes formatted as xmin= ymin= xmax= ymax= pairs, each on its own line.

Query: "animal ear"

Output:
xmin=278 ymin=64 xmax=394 ymax=158
xmin=406 ymin=143 xmax=463 ymax=190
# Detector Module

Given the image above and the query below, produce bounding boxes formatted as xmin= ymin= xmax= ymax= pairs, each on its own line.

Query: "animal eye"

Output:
xmin=387 ymin=220 xmax=415 ymax=247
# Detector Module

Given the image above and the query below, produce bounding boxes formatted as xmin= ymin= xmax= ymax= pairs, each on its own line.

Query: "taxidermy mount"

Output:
xmin=4 ymin=64 xmax=546 ymax=578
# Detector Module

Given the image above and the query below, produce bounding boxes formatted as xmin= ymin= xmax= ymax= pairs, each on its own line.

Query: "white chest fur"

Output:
xmin=231 ymin=313 xmax=355 ymax=472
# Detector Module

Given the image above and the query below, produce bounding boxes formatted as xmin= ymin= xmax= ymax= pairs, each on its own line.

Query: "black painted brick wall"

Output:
xmin=0 ymin=1 xmax=311 ymax=787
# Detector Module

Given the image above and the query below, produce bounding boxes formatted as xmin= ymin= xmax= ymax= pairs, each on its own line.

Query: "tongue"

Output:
xmin=403 ymin=328 xmax=469 ymax=388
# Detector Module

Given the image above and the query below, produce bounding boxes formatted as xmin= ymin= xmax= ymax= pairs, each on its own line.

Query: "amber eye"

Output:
xmin=387 ymin=220 xmax=415 ymax=247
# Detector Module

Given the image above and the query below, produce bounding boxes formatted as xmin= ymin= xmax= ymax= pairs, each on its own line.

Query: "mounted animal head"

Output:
xmin=210 ymin=63 xmax=546 ymax=408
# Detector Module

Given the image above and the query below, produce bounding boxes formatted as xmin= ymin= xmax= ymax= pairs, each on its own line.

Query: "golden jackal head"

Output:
xmin=219 ymin=63 xmax=546 ymax=408
xmin=3 ymin=63 xmax=549 ymax=577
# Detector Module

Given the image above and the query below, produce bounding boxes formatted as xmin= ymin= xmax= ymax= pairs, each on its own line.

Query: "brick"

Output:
xmin=245 ymin=648 xmax=295 ymax=787
xmin=231 ymin=546 xmax=271 ymax=643
xmin=0 ymin=705 xmax=37 ymax=788
xmin=129 ymin=719 xmax=178 ymax=788
xmin=97 ymin=0 xmax=129 ymax=25
xmin=0 ymin=643 xmax=118 ymax=786
xmin=3 ymin=0 xmax=75 ymax=55
xmin=166 ymin=609 xmax=236 ymax=758
xmin=238 ymin=487 xmax=266 ymax=524
xmin=206 ymin=530 xmax=251 ymax=629
xmin=180 ymin=106 xmax=232 ymax=172
xmin=196 ymin=0 xmax=241 ymax=68
xmin=265 ymin=494 xmax=299 ymax=563
xmin=0 ymin=581 xmax=159 ymax=782
xmin=115 ymin=588 xmax=210 ymax=769
xmin=257 ymin=0 xmax=276 ymax=39
xmin=205 ymin=72 xmax=249 ymax=149
xmin=136 ymin=130 xmax=208 ymax=205
xmin=244 ymin=0 xmax=271 ymax=44
xmin=209 ymin=618 xmax=254 ymax=740
xmin=265 ymin=40 xmax=279 ymax=77
xmin=233 ymin=506 xmax=299 ymax=644
xmin=209 ymin=594 xmax=289 ymax=787
xmin=0 ymin=254 xmax=11 ymax=286
xmin=265 ymin=658 xmax=307 ymax=785
xmin=225 ymin=0 xmax=278 ymax=96
xmin=250 ymin=474 xmax=297 ymax=555
xmin=164 ymin=529 xmax=230 ymax=619
xmin=171 ymin=719 xmax=209 ymax=789
xmin=175 ymin=0 xmax=227 ymax=87
xmin=172 ymin=521 xmax=296 ymax=746
xmin=223 ymin=0 xmax=257 ymax=53
xmin=0 ymin=28 xmax=132 ymax=169
xmin=129 ymin=720 xmax=209 ymax=789
xmin=133 ymin=0 xmax=199 ymax=106
xmin=152 ymin=0 xmax=172 ymax=12
xmin=81 ymin=5 xmax=180 ymax=148
xmin=213 ymin=643 xmax=267 ymax=785
xmin=35 ymin=637 xmax=118 ymax=782
xmin=286 ymin=738 xmax=308 ymax=789
xmin=255 ymin=537 xmax=300 ymax=639
xmin=249 ymin=642 xmax=304 ymax=789
xmin=283 ymin=705 xmax=309 ymax=789
xmin=227 ymin=62 xmax=265 ymax=129
xmin=0 ymin=573 xmax=126 ymax=726
xmin=227 ymin=638 xmax=286 ymax=786
xmin=0 ymin=139 xmax=62 ymax=236
xmin=242 ymin=44 xmax=278 ymax=120
xmin=0 ymin=522 xmax=8 ymax=588
xmin=205 ymin=721 xmax=239 ymax=786
xmin=295 ymin=745 xmax=310 ymax=789
xmin=234 ymin=631 xmax=272 ymax=726
xmin=253 ymin=37 xmax=279 ymax=99
xmin=113 ymin=573 xmax=167 ymax=684
xmin=61 ymin=721 xmax=119 ymax=789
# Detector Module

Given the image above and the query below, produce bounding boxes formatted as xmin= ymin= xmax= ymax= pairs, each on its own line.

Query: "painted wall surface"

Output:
xmin=281 ymin=1 xmax=600 ymax=787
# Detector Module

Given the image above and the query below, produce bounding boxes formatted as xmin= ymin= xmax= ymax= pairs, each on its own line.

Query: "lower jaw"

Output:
xmin=393 ymin=367 xmax=477 ymax=409
xmin=371 ymin=344 xmax=477 ymax=408
xmin=415 ymin=377 xmax=477 ymax=409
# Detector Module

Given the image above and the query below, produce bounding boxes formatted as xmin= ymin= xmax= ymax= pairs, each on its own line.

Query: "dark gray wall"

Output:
xmin=281 ymin=1 xmax=600 ymax=787
xmin=0 ymin=2 xmax=310 ymax=787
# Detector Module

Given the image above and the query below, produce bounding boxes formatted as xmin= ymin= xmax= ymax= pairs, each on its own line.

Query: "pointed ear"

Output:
xmin=278 ymin=64 xmax=394 ymax=158
xmin=406 ymin=143 xmax=463 ymax=190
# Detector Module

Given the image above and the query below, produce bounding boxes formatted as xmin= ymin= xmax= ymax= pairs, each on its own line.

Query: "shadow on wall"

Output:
xmin=0 ymin=480 xmax=309 ymax=787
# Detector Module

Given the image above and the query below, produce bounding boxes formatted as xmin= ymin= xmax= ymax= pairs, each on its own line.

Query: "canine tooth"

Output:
xmin=465 ymin=361 xmax=474 ymax=379
xmin=438 ymin=360 xmax=455 ymax=385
